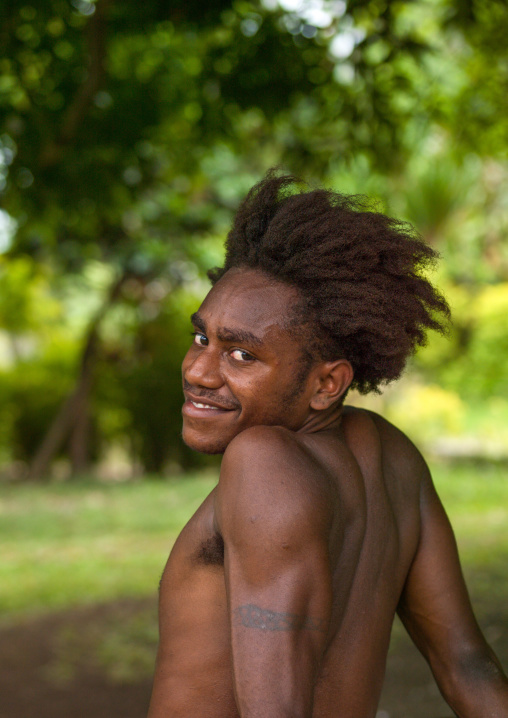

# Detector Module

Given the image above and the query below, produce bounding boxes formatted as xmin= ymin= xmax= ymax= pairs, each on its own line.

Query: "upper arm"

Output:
xmin=215 ymin=427 xmax=333 ymax=716
xmin=216 ymin=427 xmax=332 ymax=610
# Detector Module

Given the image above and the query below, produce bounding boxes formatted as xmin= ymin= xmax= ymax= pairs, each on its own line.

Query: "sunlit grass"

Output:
xmin=433 ymin=462 xmax=508 ymax=562
xmin=432 ymin=462 xmax=508 ymax=625
xmin=0 ymin=472 xmax=217 ymax=621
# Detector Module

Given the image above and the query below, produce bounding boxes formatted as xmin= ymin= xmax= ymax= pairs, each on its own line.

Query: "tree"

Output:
xmin=1 ymin=0 xmax=507 ymax=476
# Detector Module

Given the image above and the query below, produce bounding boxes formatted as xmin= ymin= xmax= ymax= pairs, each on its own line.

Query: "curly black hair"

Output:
xmin=208 ymin=171 xmax=450 ymax=394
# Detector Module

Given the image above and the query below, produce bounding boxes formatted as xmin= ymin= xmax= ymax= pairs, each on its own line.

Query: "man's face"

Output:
xmin=181 ymin=267 xmax=316 ymax=454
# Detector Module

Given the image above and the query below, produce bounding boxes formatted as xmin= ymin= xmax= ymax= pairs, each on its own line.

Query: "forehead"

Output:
xmin=198 ymin=268 xmax=300 ymax=338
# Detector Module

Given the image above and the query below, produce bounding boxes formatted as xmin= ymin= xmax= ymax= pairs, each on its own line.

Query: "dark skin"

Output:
xmin=148 ymin=267 xmax=508 ymax=718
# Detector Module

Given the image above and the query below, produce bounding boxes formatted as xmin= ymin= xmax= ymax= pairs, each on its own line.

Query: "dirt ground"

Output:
xmin=1 ymin=597 xmax=505 ymax=718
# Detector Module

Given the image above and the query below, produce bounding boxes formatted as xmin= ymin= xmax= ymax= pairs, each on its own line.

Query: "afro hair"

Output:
xmin=208 ymin=171 xmax=450 ymax=394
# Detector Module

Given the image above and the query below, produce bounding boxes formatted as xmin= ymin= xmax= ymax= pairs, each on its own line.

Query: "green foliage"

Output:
xmin=0 ymin=0 xmax=508 ymax=473
xmin=0 ymin=348 xmax=76 ymax=462
xmin=414 ymin=282 xmax=508 ymax=400
xmin=0 ymin=255 xmax=63 ymax=342
xmin=443 ymin=0 xmax=508 ymax=158
xmin=5 ymin=366 xmax=68 ymax=462
xmin=1 ymin=0 xmax=467 ymax=271
xmin=95 ymin=286 xmax=216 ymax=472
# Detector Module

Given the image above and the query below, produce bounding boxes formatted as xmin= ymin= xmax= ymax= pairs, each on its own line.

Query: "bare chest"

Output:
xmin=155 ymin=489 xmax=233 ymax=703
xmin=159 ymin=487 xmax=226 ymax=604
xmin=173 ymin=486 xmax=224 ymax=567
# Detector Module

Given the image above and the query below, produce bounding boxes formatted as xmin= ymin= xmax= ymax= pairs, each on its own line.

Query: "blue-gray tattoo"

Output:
xmin=234 ymin=603 xmax=327 ymax=632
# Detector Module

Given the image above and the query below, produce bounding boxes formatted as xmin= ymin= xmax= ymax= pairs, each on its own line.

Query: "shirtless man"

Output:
xmin=148 ymin=173 xmax=508 ymax=717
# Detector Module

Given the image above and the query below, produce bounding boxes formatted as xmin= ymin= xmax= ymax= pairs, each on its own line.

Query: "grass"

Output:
xmin=432 ymin=461 xmax=508 ymax=620
xmin=1 ymin=462 xmax=506 ymax=685
xmin=434 ymin=461 xmax=508 ymax=583
xmin=0 ymin=471 xmax=217 ymax=620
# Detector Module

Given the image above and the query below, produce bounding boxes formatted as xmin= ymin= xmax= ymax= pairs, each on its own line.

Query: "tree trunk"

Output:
xmin=69 ymin=368 xmax=93 ymax=476
xmin=29 ymin=273 xmax=126 ymax=480
xmin=39 ymin=0 xmax=110 ymax=168
xmin=28 ymin=369 xmax=92 ymax=479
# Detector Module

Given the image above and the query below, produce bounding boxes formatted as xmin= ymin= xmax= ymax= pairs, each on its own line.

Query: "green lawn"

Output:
xmin=433 ymin=462 xmax=508 ymax=618
xmin=0 ymin=472 xmax=217 ymax=620
xmin=1 ymin=462 xmax=506 ymax=621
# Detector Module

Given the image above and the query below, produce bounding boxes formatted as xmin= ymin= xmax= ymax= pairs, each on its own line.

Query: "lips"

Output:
xmin=182 ymin=391 xmax=239 ymax=418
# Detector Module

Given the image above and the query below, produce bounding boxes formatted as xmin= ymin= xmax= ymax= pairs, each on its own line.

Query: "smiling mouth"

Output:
xmin=191 ymin=400 xmax=221 ymax=410
xmin=183 ymin=395 xmax=238 ymax=415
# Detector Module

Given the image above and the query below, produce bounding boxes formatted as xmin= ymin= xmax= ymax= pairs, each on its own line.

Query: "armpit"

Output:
xmin=195 ymin=533 xmax=225 ymax=566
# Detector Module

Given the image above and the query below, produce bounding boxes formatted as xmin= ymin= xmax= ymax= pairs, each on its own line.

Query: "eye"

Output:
xmin=191 ymin=331 xmax=208 ymax=347
xmin=230 ymin=348 xmax=254 ymax=362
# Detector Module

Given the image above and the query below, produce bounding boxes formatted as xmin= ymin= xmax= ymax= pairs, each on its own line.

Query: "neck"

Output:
xmin=297 ymin=402 xmax=344 ymax=435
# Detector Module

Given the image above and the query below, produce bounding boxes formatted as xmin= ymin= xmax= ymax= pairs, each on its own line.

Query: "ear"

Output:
xmin=309 ymin=359 xmax=354 ymax=411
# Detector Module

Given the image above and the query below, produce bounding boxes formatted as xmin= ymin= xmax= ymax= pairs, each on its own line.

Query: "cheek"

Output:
xmin=244 ymin=393 xmax=289 ymax=425
xmin=181 ymin=347 xmax=195 ymax=375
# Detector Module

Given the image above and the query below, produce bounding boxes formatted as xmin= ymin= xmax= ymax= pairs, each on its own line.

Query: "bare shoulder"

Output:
xmin=344 ymin=405 xmax=431 ymax=486
xmin=222 ymin=424 xmax=303 ymax=464
xmin=221 ymin=424 xmax=331 ymax=488
xmin=216 ymin=425 xmax=333 ymax=539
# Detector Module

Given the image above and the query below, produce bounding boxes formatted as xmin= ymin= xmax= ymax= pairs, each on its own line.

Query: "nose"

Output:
xmin=183 ymin=345 xmax=223 ymax=389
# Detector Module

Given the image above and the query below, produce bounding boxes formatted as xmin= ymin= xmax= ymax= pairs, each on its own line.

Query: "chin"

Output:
xmin=182 ymin=427 xmax=228 ymax=455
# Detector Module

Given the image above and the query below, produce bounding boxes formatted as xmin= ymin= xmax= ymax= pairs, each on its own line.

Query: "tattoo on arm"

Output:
xmin=234 ymin=603 xmax=328 ymax=633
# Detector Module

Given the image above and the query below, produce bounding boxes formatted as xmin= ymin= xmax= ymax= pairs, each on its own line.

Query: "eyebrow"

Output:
xmin=190 ymin=312 xmax=264 ymax=348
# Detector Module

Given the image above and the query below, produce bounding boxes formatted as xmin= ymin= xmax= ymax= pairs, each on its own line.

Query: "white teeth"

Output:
xmin=191 ymin=401 xmax=215 ymax=409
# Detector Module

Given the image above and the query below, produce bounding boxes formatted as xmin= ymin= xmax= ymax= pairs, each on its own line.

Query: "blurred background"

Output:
xmin=0 ymin=1 xmax=507 ymax=716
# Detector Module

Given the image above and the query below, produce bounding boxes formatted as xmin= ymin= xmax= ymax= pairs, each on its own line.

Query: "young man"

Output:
xmin=148 ymin=173 xmax=508 ymax=717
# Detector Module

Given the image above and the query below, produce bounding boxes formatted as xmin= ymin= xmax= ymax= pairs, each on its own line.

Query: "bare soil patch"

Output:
xmin=0 ymin=600 xmax=154 ymax=718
